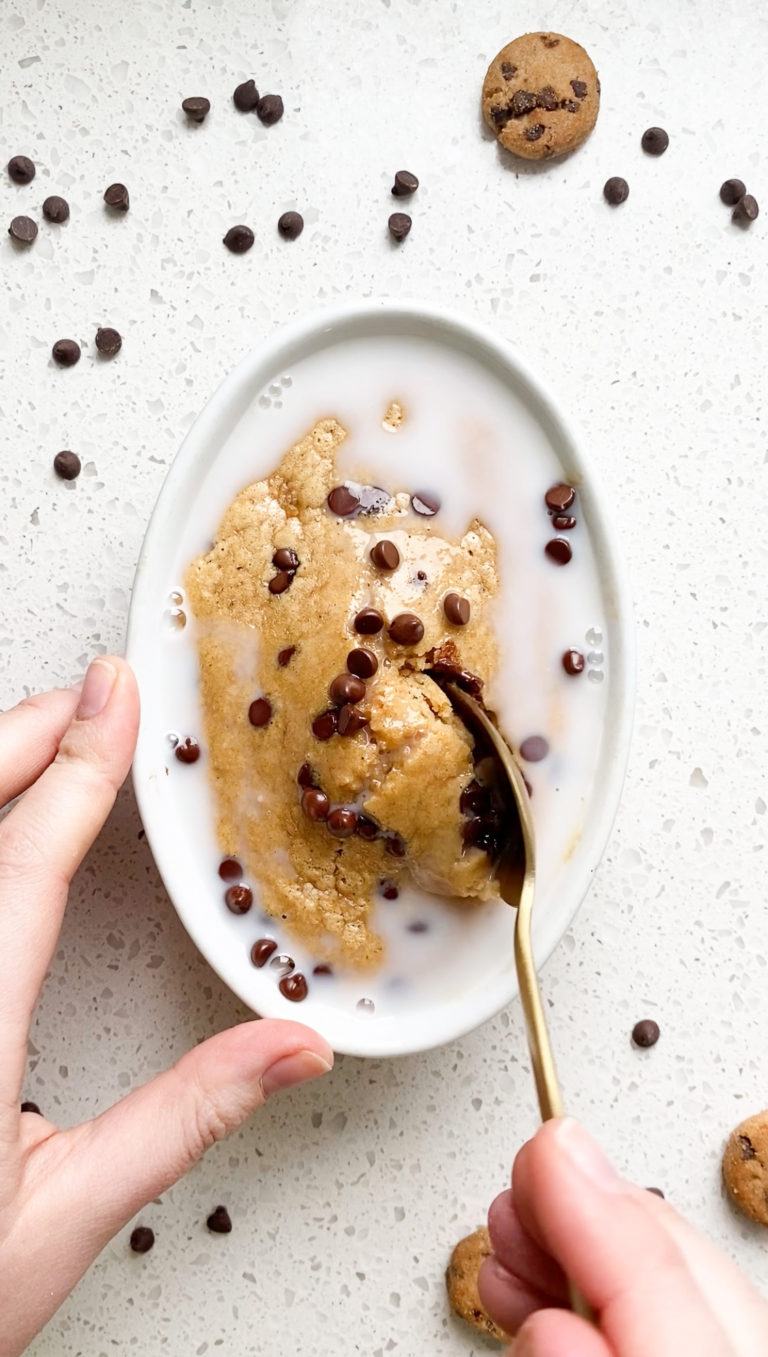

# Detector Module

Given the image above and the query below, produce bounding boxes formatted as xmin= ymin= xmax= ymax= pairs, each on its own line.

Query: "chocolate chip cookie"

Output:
xmin=482 ymin=32 xmax=600 ymax=160
xmin=722 ymin=1110 xmax=768 ymax=1226
xmin=446 ymin=1226 xmax=508 ymax=1343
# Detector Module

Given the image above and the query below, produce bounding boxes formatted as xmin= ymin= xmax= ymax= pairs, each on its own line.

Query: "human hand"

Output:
xmin=0 ymin=659 xmax=333 ymax=1356
xmin=479 ymin=1117 xmax=768 ymax=1356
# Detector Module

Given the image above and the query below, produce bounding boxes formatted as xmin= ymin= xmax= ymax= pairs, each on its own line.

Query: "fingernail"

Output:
xmin=554 ymin=1117 xmax=621 ymax=1191
xmin=261 ymin=1049 xmax=333 ymax=1098
xmin=76 ymin=660 xmax=117 ymax=720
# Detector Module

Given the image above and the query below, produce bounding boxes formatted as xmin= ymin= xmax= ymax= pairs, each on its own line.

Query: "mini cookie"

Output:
xmin=722 ymin=1110 xmax=768 ymax=1226
xmin=482 ymin=32 xmax=600 ymax=160
xmin=446 ymin=1226 xmax=508 ymax=1343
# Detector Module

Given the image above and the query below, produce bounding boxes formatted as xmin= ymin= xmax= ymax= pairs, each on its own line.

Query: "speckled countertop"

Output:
xmin=2 ymin=0 xmax=767 ymax=1353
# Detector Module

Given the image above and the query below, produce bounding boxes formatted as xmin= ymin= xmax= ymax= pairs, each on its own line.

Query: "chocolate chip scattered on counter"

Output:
xmin=8 ymin=155 xmax=35 ymax=184
xmin=9 ymin=215 xmax=37 ymax=244
xmin=280 ymin=972 xmax=308 ymax=1002
xmin=104 ymin=182 xmax=129 ymax=212
xmin=520 ymin=735 xmax=549 ymax=763
xmin=297 ymin=762 xmax=315 ymax=788
xmin=384 ymin=831 xmax=407 ymax=858
xmin=327 ymin=807 xmax=358 ymax=838
xmin=301 ymin=787 xmax=330 ymax=822
xmin=412 ymin=491 xmax=441 ymax=516
xmin=251 ymin=938 xmax=277 ymax=967
xmin=52 ymin=338 xmax=81 ymax=367
xmin=175 ymin=736 xmax=200 ymax=764
xmin=646 ymin=1187 xmax=665 ymax=1198
xmin=444 ymin=593 xmax=470 ymax=626
xmin=388 ymin=212 xmax=411 ymax=242
xmin=223 ymin=224 xmax=254 ymax=253
xmin=130 ymin=1227 xmax=155 ymax=1254
xmin=233 ymin=78 xmax=259 ymax=111
xmin=570 ymin=78 xmax=587 ymax=98
xmin=380 ymin=879 xmax=399 ymax=900
xmin=206 ymin=1206 xmax=232 ymax=1234
xmin=545 ymin=537 xmax=572 ymax=566
xmin=224 ymin=884 xmax=253 ymax=915
xmin=347 ymin=647 xmax=378 ymax=679
xmin=272 ymin=547 xmax=299 ymax=571
xmin=248 ymin=697 xmax=272 ymax=727
xmin=329 ymin=673 xmax=365 ymax=705
xmin=269 ymin=571 xmax=294 ymax=595
xmin=277 ymin=645 xmax=296 ymax=667
xmin=53 ymin=450 xmax=81 ymax=481
xmin=720 ymin=178 xmax=746 ymax=206
xmin=354 ymin=607 xmax=384 ymax=634
xmin=733 ymin=193 xmax=759 ymax=224
xmin=641 ymin=126 xmax=669 ymax=156
xmin=327 ymin=485 xmax=360 ymax=517
xmin=356 ymin=814 xmax=379 ymax=841
xmin=552 ymin=514 xmax=576 ymax=530
xmin=388 ymin=613 xmax=424 ymax=646
xmin=42 ymin=195 xmax=70 ymax=223
xmin=632 ymin=1019 xmax=660 ymax=1048
xmin=95 ymin=326 xmax=122 ymax=357
xmin=218 ymin=857 xmax=243 ymax=881
xmin=545 ymin=482 xmax=575 ymax=512
xmin=337 ymin=705 xmax=368 ymax=737
xmin=256 ymin=93 xmax=284 ymax=125
xmin=20 ymin=1101 xmax=41 ymax=1115
xmin=460 ymin=779 xmax=491 ymax=815
xmin=312 ymin=710 xmax=338 ymax=741
xmin=562 ymin=649 xmax=585 ymax=676
xmin=182 ymin=96 xmax=210 ymax=123
xmin=370 ymin=539 xmax=400 ymax=571
xmin=313 ymin=963 xmax=333 ymax=976
xmin=603 ymin=176 xmax=629 ymax=205
xmin=278 ymin=210 xmax=304 ymax=240
xmin=391 ymin=169 xmax=418 ymax=197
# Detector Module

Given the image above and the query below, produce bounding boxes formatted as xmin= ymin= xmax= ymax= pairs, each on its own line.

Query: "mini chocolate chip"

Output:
xmin=347 ymin=647 xmax=378 ymax=679
xmin=9 ymin=215 xmax=37 ymax=244
xmin=277 ymin=645 xmax=296 ymax=667
xmin=20 ymin=1101 xmax=41 ymax=1115
xmin=248 ymin=697 xmax=272 ymax=727
xmin=358 ymin=484 xmax=391 ymax=514
xmin=313 ymin=963 xmax=333 ymax=976
xmin=720 ymin=178 xmax=746 ymax=206
xmin=233 ymin=79 xmax=259 ymax=111
xmin=256 ymin=93 xmax=283 ymax=125
xmin=500 ymin=61 xmax=517 ymax=79
xmin=460 ymin=780 xmax=491 ymax=815
xmin=251 ymin=938 xmax=277 ymax=967
xmin=175 ymin=737 xmax=200 ymax=764
xmin=223 ymin=224 xmax=254 ymax=253
xmin=337 ymin=705 xmax=368 ymax=736
xmin=545 ymin=537 xmax=572 ymax=565
xmin=356 ymin=814 xmax=379 ymax=841
xmin=370 ymin=540 xmax=400 ymax=571
xmin=525 ymin=124 xmax=546 ymax=142
xmin=104 ymin=182 xmax=129 ymax=212
xmin=412 ymin=491 xmax=441 ymax=516
xmin=53 ymin=450 xmax=81 ymax=481
xmin=329 ymin=673 xmax=365 ymax=705
xmin=537 ymin=87 xmax=558 ymax=111
xmin=562 ymin=649 xmax=585 ymax=676
xmin=182 ymin=96 xmax=210 ymax=123
xmin=632 ymin=1019 xmax=660 ymax=1048
xmin=520 ymin=735 xmax=549 ymax=762
xmin=312 ymin=710 xmax=338 ymax=741
xmin=95 ymin=326 xmax=122 ymax=357
xmin=560 ymin=99 xmax=578 ymax=113
xmin=552 ymin=514 xmax=576 ymax=530
xmin=646 ymin=1187 xmax=666 ymax=1198
xmin=130 ymin=1227 xmax=155 ymax=1253
xmin=42 ymin=195 xmax=69 ymax=223
xmin=545 ymin=482 xmax=575 ymax=512
xmin=444 ymin=593 xmax=470 ymax=626
xmin=391 ymin=169 xmax=419 ymax=197
xmin=327 ymin=807 xmax=358 ymax=838
xmin=510 ymin=89 xmax=537 ymax=116
xmin=301 ymin=787 xmax=330 ymax=822
xmin=206 ymin=1206 xmax=232 ymax=1234
xmin=571 ymin=79 xmax=587 ymax=98
xmin=380 ymin=879 xmax=399 ymax=900
xmin=354 ymin=607 xmax=384 ymax=634
xmin=52 ymin=339 xmax=81 ymax=367
xmin=269 ymin=571 xmax=293 ymax=594
xmin=388 ymin=613 xmax=424 ymax=646
xmin=297 ymin=762 xmax=315 ymax=788
xmin=603 ymin=176 xmax=629 ymax=205
xmin=417 ymin=570 xmax=427 ymax=582
xmin=491 ymin=106 xmax=512 ymax=128
xmin=738 ymin=1134 xmax=757 ymax=1161
xmin=384 ymin=831 xmax=407 ymax=858
xmin=8 ymin=155 xmax=35 ymax=185
xmin=408 ymin=921 xmax=428 ymax=934
xmin=388 ymin=212 xmax=411 ymax=242
xmin=733 ymin=194 xmax=759 ymax=224
xmin=280 ymin=972 xmax=308 ymax=1002
xmin=327 ymin=485 xmax=360 ymax=516
xmin=219 ymin=858 xmax=243 ymax=881
xmin=278 ymin=210 xmax=304 ymax=239
xmin=272 ymin=547 xmax=299 ymax=571
xmin=641 ymin=126 xmax=669 ymax=156
xmin=224 ymin=884 xmax=252 ymax=915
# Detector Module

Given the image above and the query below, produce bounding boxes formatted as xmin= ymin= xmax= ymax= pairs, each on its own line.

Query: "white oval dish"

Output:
xmin=127 ymin=300 xmax=635 ymax=1058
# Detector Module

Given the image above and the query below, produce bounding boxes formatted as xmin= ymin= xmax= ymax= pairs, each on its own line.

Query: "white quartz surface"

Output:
xmin=1 ymin=0 xmax=766 ymax=1352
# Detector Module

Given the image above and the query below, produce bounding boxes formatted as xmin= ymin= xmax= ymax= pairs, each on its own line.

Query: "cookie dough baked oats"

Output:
xmin=482 ymin=32 xmax=600 ymax=160
xmin=185 ymin=417 xmax=502 ymax=971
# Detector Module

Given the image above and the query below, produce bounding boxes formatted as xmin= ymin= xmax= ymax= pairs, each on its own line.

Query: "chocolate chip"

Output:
xmin=416 ymin=571 xmax=427 ymax=582
xmin=301 ymin=787 xmax=330 ymax=822
xmin=491 ymin=106 xmax=512 ymax=128
xmin=720 ymin=178 xmax=746 ymax=206
xmin=337 ymin=705 xmax=368 ymax=736
xmin=53 ymin=450 xmax=81 ymax=481
xmin=248 ymin=697 xmax=272 ymax=727
xmin=20 ymin=1101 xmax=41 ymax=1114
xmin=313 ymin=963 xmax=333 ymax=976
xmin=426 ymin=652 xmax=483 ymax=699
xmin=52 ymin=339 xmax=81 ymax=367
xmin=384 ymin=831 xmax=407 ymax=858
xmin=462 ymin=812 xmax=503 ymax=855
xmin=388 ymin=613 xmax=424 ymax=646
xmin=391 ymin=170 xmax=419 ymax=197
xmin=312 ymin=710 xmax=338 ymax=741
xmin=223 ymin=224 xmax=254 ymax=253
xmin=356 ymin=814 xmax=379 ymax=841
xmin=542 ymin=35 xmax=560 ymax=47
xmin=632 ymin=1019 xmax=660 ymax=1048
xmin=370 ymin=539 xmax=400 ymax=571
xmin=9 ymin=215 xmax=37 ymax=244
xmin=104 ymin=182 xmax=129 ymax=212
xmin=277 ymin=645 xmax=296 ymax=667
xmin=460 ymin=780 xmax=491 ymax=815
xmin=42 ymin=195 xmax=69 ymax=223
xmin=327 ymin=807 xmax=358 ymax=838
xmin=358 ymin=484 xmax=391 ymax=514
xmin=95 ymin=326 xmax=122 ymax=357
xmin=233 ymin=79 xmax=259 ymax=111
xmin=224 ymin=884 xmax=253 ymax=914
xmin=251 ymin=938 xmax=277 ymax=967
xmin=545 ymin=482 xmax=575 ymax=512
xmin=520 ymin=735 xmax=549 ymax=762
xmin=272 ymin=547 xmax=299 ymax=571
xmin=327 ymin=485 xmax=360 ymax=517
xmin=380 ymin=879 xmax=399 ymax=900
xmin=217 ymin=859 xmax=242 ymax=885
xmin=278 ymin=210 xmax=304 ymax=240
xmin=280 ymin=972 xmax=308 ymax=1002
xmin=130 ymin=1226 xmax=155 ymax=1253
xmin=8 ymin=155 xmax=35 ymax=185
xmin=297 ymin=763 xmax=315 ymax=788
xmin=641 ymin=126 xmax=669 ymax=156
xmin=206 ymin=1206 xmax=232 ymax=1234
xmin=733 ymin=194 xmax=759 ymax=224
xmin=346 ymin=647 xmax=378 ymax=679
xmin=510 ymin=89 xmax=537 ymax=116
xmin=329 ymin=673 xmax=365 ymax=705
xmin=256 ymin=93 xmax=284 ymax=125
xmin=412 ymin=491 xmax=441 ymax=516
xmin=407 ymin=921 xmax=428 ymax=934
xmin=571 ymin=79 xmax=587 ymax=98
xmin=501 ymin=62 xmax=517 ymax=79
xmin=560 ymin=99 xmax=578 ymax=113
xmin=562 ymin=649 xmax=585 ymax=676
xmin=388 ymin=212 xmax=411 ymax=242
xmin=545 ymin=537 xmax=572 ymax=565
xmin=603 ymin=176 xmax=629 ymax=205
xmin=552 ymin=514 xmax=576 ymax=530
xmin=182 ymin=96 xmax=210 ymax=123
xmin=269 ymin=571 xmax=293 ymax=594
xmin=525 ymin=124 xmax=546 ymax=142
xmin=537 ymin=87 xmax=558 ymax=111
xmin=354 ymin=607 xmax=384 ymax=634
xmin=175 ymin=736 xmax=200 ymax=764
xmin=646 ymin=1187 xmax=666 ymax=1198
xmin=738 ymin=1135 xmax=757 ymax=1161
xmin=444 ymin=593 xmax=470 ymax=626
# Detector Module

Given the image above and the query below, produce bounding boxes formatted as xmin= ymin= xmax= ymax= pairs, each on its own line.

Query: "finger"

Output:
xmin=509 ymin=1308 xmax=612 ymax=1357
xmin=478 ymin=1255 xmax=554 ymax=1340
xmin=487 ymin=1188 xmax=569 ymax=1303
xmin=0 ymin=688 xmax=80 ymax=808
